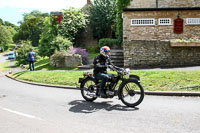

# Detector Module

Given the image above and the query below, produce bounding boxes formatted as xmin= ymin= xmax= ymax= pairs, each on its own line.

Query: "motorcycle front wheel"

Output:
xmin=119 ymin=80 xmax=144 ymax=107
xmin=81 ymin=78 xmax=97 ymax=102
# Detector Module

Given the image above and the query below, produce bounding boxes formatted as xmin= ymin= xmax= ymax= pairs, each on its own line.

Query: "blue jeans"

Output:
xmin=95 ymin=73 xmax=112 ymax=90
xmin=29 ymin=61 xmax=34 ymax=71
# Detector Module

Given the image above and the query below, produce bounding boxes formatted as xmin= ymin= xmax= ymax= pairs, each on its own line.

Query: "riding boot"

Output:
xmin=99 ymin=89 xmax=107 ymax=98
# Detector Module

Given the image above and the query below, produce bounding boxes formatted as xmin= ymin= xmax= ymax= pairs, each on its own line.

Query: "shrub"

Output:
xmin=0 ymin=43 xmax=8 ymax=51
xmin=68 ymin=48 xmax=89 ymax=65
xmin=15 ymin=41 xmax=40 ymax=65
xmin=15 ymin=40 xmax=32 ymax=65
xmin=98 ymin=38 xmax=120 ymax=48
xmin=51 ymin=35 xmax=73 ymax=51
xmin=38 ymin=16 xmax=59 ymax=57
xmin=86 ymin=46 xmax=99 ymax=53
xmin=60 ymin=8 xmax=89 ymax=41
xmin=8 ymin=44 xmax=16 ymax=51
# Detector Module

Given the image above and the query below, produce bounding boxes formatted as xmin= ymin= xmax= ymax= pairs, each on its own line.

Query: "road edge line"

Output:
xmin=5 ymin=74 xmax=79 ymax=90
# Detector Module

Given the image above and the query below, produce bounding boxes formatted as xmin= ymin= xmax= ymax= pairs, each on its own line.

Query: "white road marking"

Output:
xmin=0 ymin=106 xmax=45 ymax=121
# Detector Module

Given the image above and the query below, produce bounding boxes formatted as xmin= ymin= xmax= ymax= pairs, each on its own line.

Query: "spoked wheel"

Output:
xmin=119 ymin=81 xmax=144 ymax=107
xmin=81 ymin=78 xmax=97 ymax=102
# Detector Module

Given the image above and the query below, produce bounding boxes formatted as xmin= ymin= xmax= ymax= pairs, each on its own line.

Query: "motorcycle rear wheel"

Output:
xmin=119 ymin=81 xmax=144 ymax=107
xmin=81 ymin=78 xmax=97 ymax=102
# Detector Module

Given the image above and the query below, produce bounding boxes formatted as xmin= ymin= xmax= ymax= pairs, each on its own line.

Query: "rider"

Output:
xmin=93 ymin=46 xmax=118 ymax=97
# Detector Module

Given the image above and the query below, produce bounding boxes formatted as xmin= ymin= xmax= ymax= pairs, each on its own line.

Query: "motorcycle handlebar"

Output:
xmin=108 ymin=64 xmax=125 ymax=74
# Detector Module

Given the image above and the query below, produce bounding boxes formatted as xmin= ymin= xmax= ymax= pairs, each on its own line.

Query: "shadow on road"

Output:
xmin=2 ymin=53 xmax=8 ymax=56
xmin=68 ymin=100 xmax=139 ymax=113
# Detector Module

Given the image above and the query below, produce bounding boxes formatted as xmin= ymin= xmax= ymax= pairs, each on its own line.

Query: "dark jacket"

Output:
xmin=93 ymin=54 xmax=113 ymax=75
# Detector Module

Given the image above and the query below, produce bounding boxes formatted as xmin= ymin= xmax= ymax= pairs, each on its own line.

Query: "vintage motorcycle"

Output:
xmin=79 ymin=65 xmax=144 ymax=107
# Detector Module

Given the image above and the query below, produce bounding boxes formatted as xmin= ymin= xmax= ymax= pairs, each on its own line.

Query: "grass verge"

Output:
xmin=0 ymin=61 xmax=10 ymax=71
xmin=11 ymin=71 xmax=82 ymax=87
xmin=23 ymin=57 xmax=77 ymax=71
xmin=0 ymin=50 xmax=9 ymax=55
xmin=89 ymin=52 xmax=98 ymax=59
xmin=10 ymin=70 xmax=200 ymax=92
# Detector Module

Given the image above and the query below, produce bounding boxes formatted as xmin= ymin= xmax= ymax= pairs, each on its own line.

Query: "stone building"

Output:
xmin=123 ymin=0 xmax=200 ymax=68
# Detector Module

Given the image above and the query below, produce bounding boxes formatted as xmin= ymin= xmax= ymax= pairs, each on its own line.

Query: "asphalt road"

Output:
xmin=0 ymin=53 xmax=8 ymax=64
xmin=0 ymin=75 xmax=200 ymax=133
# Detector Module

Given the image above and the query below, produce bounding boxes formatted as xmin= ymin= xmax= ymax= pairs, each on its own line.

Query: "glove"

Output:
xmin=108 ymin=65 xmax=114 ymax=69
xmin=104 ymin=64 xmax=108 ymax=68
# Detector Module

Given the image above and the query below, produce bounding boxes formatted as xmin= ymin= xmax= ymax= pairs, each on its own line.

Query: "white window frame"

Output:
xmin=186 ymin=18 xmax=200 ymax=25
xmin=158 ymin=18 xmax=172 ymax=25
xmin=131 ymin=18 xmax=155 ymax=26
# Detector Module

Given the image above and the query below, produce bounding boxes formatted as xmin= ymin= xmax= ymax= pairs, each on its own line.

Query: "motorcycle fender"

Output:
xmin=123 ymin=78 xmax=140 ymax=84
xmin=79 ymin=76 xmax=95 ymax=88
xmin=118 ymin=78 xmax=140 ymax=99
xmin=78 ymin=77 xmax=85 ymax=83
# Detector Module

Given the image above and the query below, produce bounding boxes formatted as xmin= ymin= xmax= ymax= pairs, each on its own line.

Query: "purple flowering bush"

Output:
xmin=68 ymin=48 xmax=89 ymax=65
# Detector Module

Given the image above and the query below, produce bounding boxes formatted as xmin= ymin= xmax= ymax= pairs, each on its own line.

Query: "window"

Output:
xmin=131 ymin=18 xmax=155 ymax=26
xmin=186 ymin=18 xmax=200 ymax=25
xmin=158 ymin=18 xmax=171 ymax=25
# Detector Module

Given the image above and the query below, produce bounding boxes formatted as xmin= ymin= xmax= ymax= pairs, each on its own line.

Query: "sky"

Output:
xmin=0 ymin=0 xmax=87 ymax=25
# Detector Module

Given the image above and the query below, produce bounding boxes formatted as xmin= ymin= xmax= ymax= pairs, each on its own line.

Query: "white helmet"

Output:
xmin=100 ymin=46 xmax=110 ymax=57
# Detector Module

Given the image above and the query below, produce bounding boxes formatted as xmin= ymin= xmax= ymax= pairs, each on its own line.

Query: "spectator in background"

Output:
xmin=28 ymin=48 xmax=35 ymax=71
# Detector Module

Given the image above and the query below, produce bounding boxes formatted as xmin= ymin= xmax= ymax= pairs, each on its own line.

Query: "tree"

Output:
xmin=0 ymin=18 xmax=3 ymax=25
xmin=39 ymin=8 xmax=87 ymax=57
xmin=60 ymin=8 xmax=88 ymax=42
xmin=38 ymin=16 xmax=59 ymax=57
xmin=13 ymin=10 xmax=48 ymax=46
xmin=15 ymin=40 xmax=32 ymax=65
xmin=89 ymin=0 xmax=117 ymax=40
xmin=3 ymin=21 xmax=19 ymax=31
xmin=39 ymin=16 xmax=72 ymax=57
xmin=0 ymin=25 xmax=16 ymax=51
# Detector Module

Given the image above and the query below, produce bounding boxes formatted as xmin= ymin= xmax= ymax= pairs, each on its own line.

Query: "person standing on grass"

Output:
xmin=28 ymin=48 xmax=35 ymax=71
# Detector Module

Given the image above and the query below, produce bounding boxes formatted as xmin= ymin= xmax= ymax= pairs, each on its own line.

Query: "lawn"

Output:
xmin=89 ymin=52 xmax=99 ymax=59
xmin=24 ymin=57 xmax=77 ymax=71
xmin=0 ymin=50 xmax=9 ymax=55
xmin=10 ymin=70 xmax=200 ymax=92
xmin=12 ymin=71 xmax=82 ymax=87
xmin=131 ymin=70 xmax=200 ymax=91
xmin=0 ymin=61 xmax=10 ymax=71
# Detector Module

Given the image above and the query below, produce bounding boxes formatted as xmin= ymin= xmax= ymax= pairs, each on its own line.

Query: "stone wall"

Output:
xmin=64 ymin=54 xmax=83 ymax=67
xmin=123 ymin=9 xmax=200 ymax=41
xmin=124 ymin=40 xmax=200 ymax=68
xmin=127 ymin=0 xmax=200 ymax=8
xmin=158 ymin=0 xmax=200 ymax=8
xmin=128 ymin=0 xmax=156 ymax=8
xmin=50 ymin=54 xmax=82 ymax=67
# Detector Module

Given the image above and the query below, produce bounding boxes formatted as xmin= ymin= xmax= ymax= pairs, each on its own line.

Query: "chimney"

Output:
xmin=87 ymin=0 xmax=91 ymax=5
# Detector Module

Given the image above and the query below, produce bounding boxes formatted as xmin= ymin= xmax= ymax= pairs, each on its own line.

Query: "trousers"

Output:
xmin=29 ymin=61 xmax=34 ymax=71
xmin=95 ymin=73 xmax=112 ymax=89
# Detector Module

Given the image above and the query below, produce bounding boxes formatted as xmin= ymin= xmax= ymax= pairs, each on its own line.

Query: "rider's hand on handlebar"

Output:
xmin=119 ymin=68 xmax=124 ymax=71
xmin=108 ymin=65 xmax=114 ymax=69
